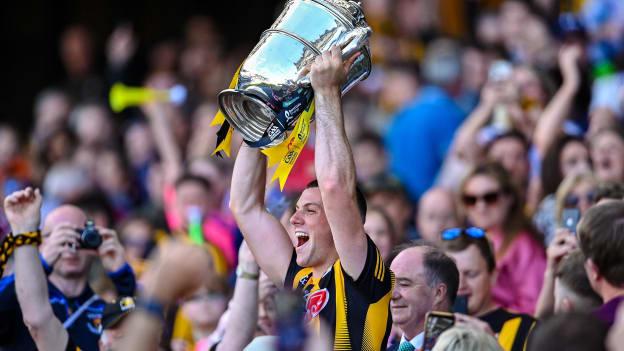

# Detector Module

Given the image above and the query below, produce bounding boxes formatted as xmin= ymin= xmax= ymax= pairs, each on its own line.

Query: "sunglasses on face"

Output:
xmin=461 ymin=191 xmax=501 ymax=207
xmin=564 ymin=191 xmax=596 ymax=208
xmin=441 ymin=227 xmax=487 ymax=241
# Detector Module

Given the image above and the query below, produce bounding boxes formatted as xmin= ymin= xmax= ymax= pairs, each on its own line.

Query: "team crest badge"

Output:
xmin=305 ymin=288 xmax=329 ymax=319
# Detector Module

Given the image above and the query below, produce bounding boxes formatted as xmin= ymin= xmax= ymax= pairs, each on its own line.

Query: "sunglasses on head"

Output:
xmin=461 ymin=191 xmax=501 ymax=207
xmin=441 ymin=227 xmax=487 ymax=241
xmin=564 ymin=191 xmax=596 ymax=208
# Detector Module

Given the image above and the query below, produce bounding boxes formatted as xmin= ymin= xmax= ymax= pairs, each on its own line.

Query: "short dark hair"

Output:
xmin=528 ymin=312 xmax=608 ymax=351
xmin=594 ymin=182 xmax=624 ymax=203
xmin=555 ymin=250 xmax=602 ymax=306
xmin=174 ymin=173 xmax=212 ymax=192
xmin=440 ymin=233 xmax=496 ymax=273
xmin=393 ymin=241 xmax=459 ymax=305
xmin=305 ymin=180 xmax=367 ymax=224
xmin=485 ymin=129 xmax=529 ymax=155
xmin=577 ymin=200 xmax=624 ymax=287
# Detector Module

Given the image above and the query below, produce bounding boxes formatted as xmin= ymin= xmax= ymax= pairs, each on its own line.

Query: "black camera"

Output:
xmin=78 ymin=220 xmax=102 ymax=249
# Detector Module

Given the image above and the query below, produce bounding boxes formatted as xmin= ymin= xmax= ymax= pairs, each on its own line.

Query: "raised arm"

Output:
xmin=216 ymin=241 xmax=260 ymax=351
xmin=229 ymin=144 xmax=293 ymax=285
xmin=310 ymin=47 xmax=367 ymax=279
xmin=4 ymin=188 xmax=68 ymax=351
xmin=533 ymin=44 xmax=582 ymax=157
xmin=143 ymin=101 xmax=184 ymax=184
xmin=450 ymin=83 xmax=498 ymax=163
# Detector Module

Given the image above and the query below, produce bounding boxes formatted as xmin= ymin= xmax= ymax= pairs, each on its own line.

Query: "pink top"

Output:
xmin=163 ymin=184 xmax=237 ymax=269
xmin=490 ymin=229 xmax=546 ymax=315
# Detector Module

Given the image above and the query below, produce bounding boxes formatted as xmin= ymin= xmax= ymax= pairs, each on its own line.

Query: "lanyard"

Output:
xmin=63 ymin=294 xmax=100 ymax=329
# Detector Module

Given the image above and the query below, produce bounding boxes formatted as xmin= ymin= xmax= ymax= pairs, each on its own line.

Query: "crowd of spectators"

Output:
xmin=2 ymin=0 xmax=624 ymax=350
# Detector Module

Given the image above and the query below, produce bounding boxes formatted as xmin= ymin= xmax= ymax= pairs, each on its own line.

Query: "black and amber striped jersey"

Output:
xmin=480 ymin=307 xmax=537 ymax=351
xmin=284 ymin=235 xmax=394 ymax=351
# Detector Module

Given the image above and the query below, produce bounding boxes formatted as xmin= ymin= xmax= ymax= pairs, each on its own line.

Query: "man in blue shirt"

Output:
xmin=0 ymin=203 xmax=136 ymax=350
xmin=385 ymin=39 xmax=466 ymax=203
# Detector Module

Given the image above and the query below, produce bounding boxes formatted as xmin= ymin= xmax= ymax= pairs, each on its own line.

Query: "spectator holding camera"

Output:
xmin=0 ymin=198 xmax=135 ymax=350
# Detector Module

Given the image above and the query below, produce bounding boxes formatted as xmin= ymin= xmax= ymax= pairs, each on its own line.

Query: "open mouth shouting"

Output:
xmin=296 ymin=231 xmax=310 ymax=248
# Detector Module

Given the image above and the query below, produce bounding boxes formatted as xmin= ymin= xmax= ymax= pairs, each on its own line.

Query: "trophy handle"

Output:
xmin=296 ymin=26 xmax=371 ymax=88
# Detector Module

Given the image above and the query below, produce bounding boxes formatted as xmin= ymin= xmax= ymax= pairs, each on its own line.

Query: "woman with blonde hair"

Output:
xmin=459 ymin=162 xmax=546 ymax=314
xmin=432 ymin=326 xmax=503 ymax=351
xmin=554 ymin=171 xmax=598 ymax=227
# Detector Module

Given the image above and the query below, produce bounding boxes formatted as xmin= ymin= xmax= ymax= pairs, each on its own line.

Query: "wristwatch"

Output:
xmin=236 ymin=266 xmax=260 ymax=280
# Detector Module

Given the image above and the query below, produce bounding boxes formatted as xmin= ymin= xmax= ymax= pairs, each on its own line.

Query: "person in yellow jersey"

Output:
xmin=230 ymin=46 xmax=394 ymax=350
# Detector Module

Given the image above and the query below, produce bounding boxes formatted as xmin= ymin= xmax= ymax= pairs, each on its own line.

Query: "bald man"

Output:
xmin=417 ymin=187 xmax=459 ymax=242
xmin=0 ymin=204 xmax=136 ymax=351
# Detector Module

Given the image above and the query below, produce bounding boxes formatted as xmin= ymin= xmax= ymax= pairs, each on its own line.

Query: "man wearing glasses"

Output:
xmin=440 ymin=227 xmax=536 ymax=351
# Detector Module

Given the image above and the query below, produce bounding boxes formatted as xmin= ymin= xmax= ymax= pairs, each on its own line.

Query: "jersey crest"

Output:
xmin=305 ymin=288 xmax=329 ymax=320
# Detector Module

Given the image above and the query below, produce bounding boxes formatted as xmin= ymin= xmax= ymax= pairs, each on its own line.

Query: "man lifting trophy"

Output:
xmin=218 ymin=0 xmax=372 ymax=149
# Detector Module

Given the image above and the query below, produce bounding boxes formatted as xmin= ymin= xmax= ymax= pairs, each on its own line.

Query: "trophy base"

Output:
xmin=218 ymin=90 xmax=285 ymax=148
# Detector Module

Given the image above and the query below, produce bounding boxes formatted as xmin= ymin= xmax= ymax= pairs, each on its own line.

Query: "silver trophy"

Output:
xmin=218 ymin=0 xmax=372 ymax=148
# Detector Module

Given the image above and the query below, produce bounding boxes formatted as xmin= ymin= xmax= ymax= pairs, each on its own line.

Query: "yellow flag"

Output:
xmin=262 ymin=101 xmax=315 ymax=190
xmin=211 ymin=126 xmax=234 ymax=157
xmin=210 ymin=64 xmax=242 ymax=157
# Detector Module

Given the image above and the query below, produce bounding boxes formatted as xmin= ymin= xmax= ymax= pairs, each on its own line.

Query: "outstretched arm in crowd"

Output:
xmin=311 ymin=47 xmax=367 ymax=279
xmin=4 ymin=188 xmax=69 ymax=351
xmin=216 ymin=241 xmax=260 ymax=350
xmin=120 ymin=241 xmax=216 ymax=351
xmin=450 ymin=82 xmax=500 ymax=163
xmin=229 ymin=145 xmax=293 ymax=284
xmin=143 ymin=100 xmax=184 ymax=184
xmin=533 ymin=44 xmax=582 ymax=157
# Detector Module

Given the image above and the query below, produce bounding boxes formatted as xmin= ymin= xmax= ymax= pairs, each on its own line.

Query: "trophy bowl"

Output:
xmin=218 ymin=0 xmax=372 ymax=148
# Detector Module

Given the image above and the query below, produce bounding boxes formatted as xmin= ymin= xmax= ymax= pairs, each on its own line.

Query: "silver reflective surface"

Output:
xmin=218 ymin=0 xmax=372 ymax=148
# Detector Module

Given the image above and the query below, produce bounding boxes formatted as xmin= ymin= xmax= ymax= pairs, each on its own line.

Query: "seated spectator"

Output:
xmin=577 ymin=200 xmax=624 ymax=326
xmin=432 ymin=326 xmax=502 ymax=351
xmin=416 ymin=187 xmax=459 ymax=243
xmin=459 ymin=163 xmax=545 ymax=314
xmin=364 ymin=206 xmax=398 ymax=262
xmin=440 ymin=227 xmax=536 ymax=351
xmin=528 ymin=312 xmax=608 ymax=351
xmin=388 ymin=242 xmax=459 ymax=350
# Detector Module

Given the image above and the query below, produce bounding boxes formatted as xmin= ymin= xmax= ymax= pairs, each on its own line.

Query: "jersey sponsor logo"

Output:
xmin=305 ymin=288 xmax=329 ymax=320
